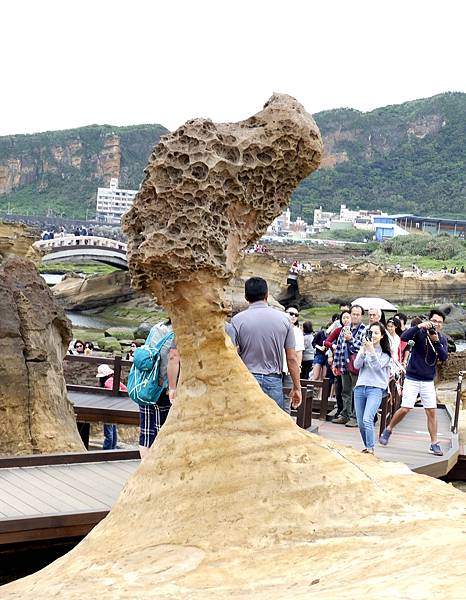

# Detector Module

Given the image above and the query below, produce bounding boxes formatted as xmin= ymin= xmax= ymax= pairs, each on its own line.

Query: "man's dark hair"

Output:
xmin=287 ymin=304 xmax=299 ymax=312
xmin=245 ymin=277 xmax=268 ymax=303
xmin=429 ymin=309 xmax=446 ymax=322
xmin=350 ymin=304 xmax=365 ymax=316
xmin=339 ymin=302 xmax=350 ymax=309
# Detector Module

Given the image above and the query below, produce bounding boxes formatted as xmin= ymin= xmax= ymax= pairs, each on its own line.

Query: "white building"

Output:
xmin=96 ymin=178 xmax=138 ymax=224
xmin=268 ymin=208 xmax=291 ymax=233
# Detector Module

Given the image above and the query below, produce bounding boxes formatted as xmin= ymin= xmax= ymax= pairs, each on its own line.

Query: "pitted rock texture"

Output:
xmin=0 ymin=255 xmax=84 ymax=455
xmin=122 ymin=94 xmax=322 ymax=293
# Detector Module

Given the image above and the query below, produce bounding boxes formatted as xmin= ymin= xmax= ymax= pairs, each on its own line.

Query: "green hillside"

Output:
xmin=0 ymin=93 xmax=465 ymax=221
xmin=0 ymin=124 xmax=168 ymax=219
xmin=292 ymin=92 xmax=466 ymax=221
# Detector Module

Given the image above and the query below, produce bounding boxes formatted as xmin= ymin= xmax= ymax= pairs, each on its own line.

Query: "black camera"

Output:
xmin=365 ymin=330 xmax=373 ymax=341
xmin=428 ymin=326 xmax=437 ymax=335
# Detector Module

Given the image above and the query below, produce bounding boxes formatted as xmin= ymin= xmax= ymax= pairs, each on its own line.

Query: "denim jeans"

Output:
xmin=253 ymin=373 xmax=285 ymax=411
xmin=353 ymin=385 xmax=383 ymax=450
xmin=103 ymin=423 xmax=117 ymax=449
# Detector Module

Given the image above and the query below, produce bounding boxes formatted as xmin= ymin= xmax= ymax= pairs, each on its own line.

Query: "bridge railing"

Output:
xmin=34 ymin=235 xmax=127 ymax=253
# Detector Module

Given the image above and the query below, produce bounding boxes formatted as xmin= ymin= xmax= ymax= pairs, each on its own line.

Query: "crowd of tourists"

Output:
xmin=73 ymin=276 xmax=448 ymax=461
xmin=230 ymin=277 xmax=449 ymax=458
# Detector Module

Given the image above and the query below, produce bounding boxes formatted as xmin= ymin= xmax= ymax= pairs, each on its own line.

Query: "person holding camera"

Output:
xmin=353 ymin=322 xmax=392 ymax=454
xmin=379 ymin=309 xmax=448 ymax=456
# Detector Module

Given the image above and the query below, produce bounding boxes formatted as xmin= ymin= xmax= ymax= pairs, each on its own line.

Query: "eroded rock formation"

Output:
xmin=4 ymin=96 xmax=466 ymax=599
xmin=0 ymin=255 xmax=84 ymax=455
xmin=0 ymin=220 xmax=41 ymax=261
xmin=52 ymin=269 xmax=137 ymax=310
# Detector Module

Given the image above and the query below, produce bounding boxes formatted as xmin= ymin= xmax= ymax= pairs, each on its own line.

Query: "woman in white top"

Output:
xmin=353 ymin=323 xmax=392 ymax=454
xmin=386 ymin=317 xmax=401 ymax=362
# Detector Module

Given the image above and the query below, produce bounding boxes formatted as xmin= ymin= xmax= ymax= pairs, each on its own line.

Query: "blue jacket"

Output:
xmin=400 ymin=325 xmax=448 ymax=382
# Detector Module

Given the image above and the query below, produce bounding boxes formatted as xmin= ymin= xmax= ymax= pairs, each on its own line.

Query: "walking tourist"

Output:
xmin=331 ymin=305 xmax=366 ymax=427
xmin=232 ymin=277 xmax=301 ymax=411
xmin=96 ymin=364 xmax=128 ymax=450
xmin=138 ymin=322 xmax=180 ymax=459
xmin=311 ymin=327 xmax=328 ymax=381
xmin=283 ymin=306 xmax=305 ymax=412
xmin=301 ymin=321 xmax=315 ymax=379
xmin=353 ymin=323 xmax=392 ymax=454
xmin=379 ymin=309 xmax=448 ymax=456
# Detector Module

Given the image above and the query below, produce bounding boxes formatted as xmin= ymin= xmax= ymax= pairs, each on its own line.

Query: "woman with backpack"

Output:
xmin=133 ymin=321 xmax=180 ymax=459
xmin=96 ymin=364 xmax=128 ymax=450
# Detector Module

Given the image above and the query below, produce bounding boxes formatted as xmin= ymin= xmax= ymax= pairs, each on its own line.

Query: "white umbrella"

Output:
xmin=351 ymin=297 xmax=398 ymax=311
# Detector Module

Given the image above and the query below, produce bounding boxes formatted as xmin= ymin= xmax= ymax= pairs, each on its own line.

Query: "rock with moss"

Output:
xmin=98 ymin=336 xmax=122 ymax=352
xmin=104 ymin=326 xmax=137 ymax=340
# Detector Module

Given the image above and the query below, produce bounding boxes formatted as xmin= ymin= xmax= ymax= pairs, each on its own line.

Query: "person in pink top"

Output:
xmin=96 ymin=364 xmax=128 ymax=450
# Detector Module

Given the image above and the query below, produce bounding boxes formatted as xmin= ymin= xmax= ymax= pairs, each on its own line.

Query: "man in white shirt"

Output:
xmin=282 ymin=305 xmax=305 ymax=413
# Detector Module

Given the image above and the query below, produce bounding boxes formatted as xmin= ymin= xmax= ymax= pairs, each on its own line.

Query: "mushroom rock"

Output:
xmin=0 ymin=255 xmax=84 ymax=455
xmin=4 ymin=96 xmax=466 ymax=598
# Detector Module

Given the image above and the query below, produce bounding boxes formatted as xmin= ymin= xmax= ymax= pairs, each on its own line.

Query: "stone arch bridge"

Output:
xmin=33 ymin=235 xmax=128 ymax=269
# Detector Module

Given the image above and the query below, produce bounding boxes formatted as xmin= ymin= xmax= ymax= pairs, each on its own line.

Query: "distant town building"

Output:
xmin=268 ymin=208 xmax=292 ymax=233
xmin=96 ymin=178 xmax=138 ymax=224
xmin=374 ymin=214 xmax=466 ymax=241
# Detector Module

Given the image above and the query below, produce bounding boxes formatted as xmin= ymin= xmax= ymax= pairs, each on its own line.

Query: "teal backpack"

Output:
xmin=127 ymin=330 xmax=175 ymax=406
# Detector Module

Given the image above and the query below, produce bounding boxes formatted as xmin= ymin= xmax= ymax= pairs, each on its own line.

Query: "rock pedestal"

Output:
xmin=0 ymin=255 xmax=84 ymax=455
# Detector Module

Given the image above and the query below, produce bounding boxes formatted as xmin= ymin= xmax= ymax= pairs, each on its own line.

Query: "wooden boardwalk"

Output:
xmin=315 ymin=406 xmax=459 ymax=478
xmin=0 ymin=401 xmax=459 ymax=547
xmin=69 ymin=390 xmax=139 ymax=425
xmin=0 ymin=457 xmax=139 ymax=545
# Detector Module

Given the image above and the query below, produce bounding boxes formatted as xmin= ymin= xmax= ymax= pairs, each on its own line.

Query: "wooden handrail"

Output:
xmin=65 ymin=354 xmax=132 ymax=396
xmin=300 ymin=377 xmax=331 ymax=420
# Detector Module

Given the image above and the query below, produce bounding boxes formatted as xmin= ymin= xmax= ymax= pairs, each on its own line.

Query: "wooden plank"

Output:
xmin=0 ymin=473 xmax=46 ymax=516
xmin=0 ymin=450 xmax=140 ymax=469
xmin=315 ymin=406 xmax=458 ymax=477
xmin=32 ymin=466 xmax=109 ymax=511
xmin=36 ymin=464 xmax=121 ymax=507
xmin=81 ymin=462 xmax=135 ymax=487
xmin=0 ymin=511 xmax=107 ymax=545
xmin=0 ymin=469 xmax=82 ymax=514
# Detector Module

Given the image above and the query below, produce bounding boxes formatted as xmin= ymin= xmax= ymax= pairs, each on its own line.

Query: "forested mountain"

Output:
xmin=0 ymin=124 xmax=168 ymax=218
xmin=0 ymin=93 xmax=465 ymax=220
xmin=293 ymin=92 xmax=466 ymax=221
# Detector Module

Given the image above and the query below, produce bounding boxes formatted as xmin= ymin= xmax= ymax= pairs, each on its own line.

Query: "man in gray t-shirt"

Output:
xmin=231 ymin=277 xmax=302 ymax=411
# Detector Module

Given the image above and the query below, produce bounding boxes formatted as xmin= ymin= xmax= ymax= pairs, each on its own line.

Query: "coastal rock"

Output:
xmin=104 ymin=326 xmax=136 ymax=340
xmin=52 ymin=270 xmax=136 ymax=310
xmin=0 ymin=255 xmax=84 ymax=455
xmin=50 ymin=254 xmax=466 ymax=311
xmin=0 ymin=220 xmax=41 ymax=261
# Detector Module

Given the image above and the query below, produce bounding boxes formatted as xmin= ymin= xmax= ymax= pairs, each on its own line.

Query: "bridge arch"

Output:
xmin=33 ymin=235 xmax=128 ymax=270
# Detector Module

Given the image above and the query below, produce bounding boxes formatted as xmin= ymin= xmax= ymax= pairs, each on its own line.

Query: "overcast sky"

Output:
xmin=2 ymin=0 xmax=465 ymax=136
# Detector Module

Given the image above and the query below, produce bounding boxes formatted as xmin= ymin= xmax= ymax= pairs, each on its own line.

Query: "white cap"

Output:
xmin=96 ymin=364 xmax=114 ymax=378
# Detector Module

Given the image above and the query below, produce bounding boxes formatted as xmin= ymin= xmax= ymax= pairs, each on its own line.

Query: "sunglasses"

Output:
xmin=286 ymin=311 xmax=299 ymax=316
